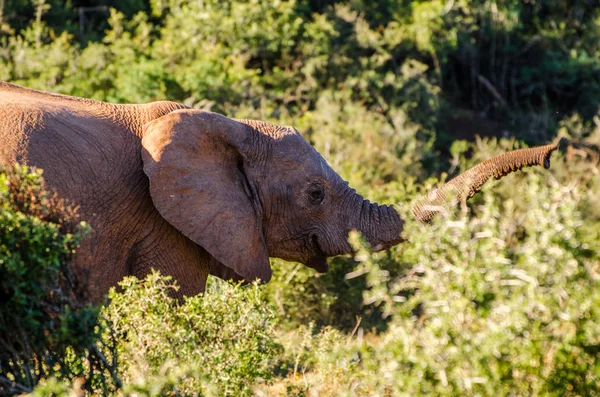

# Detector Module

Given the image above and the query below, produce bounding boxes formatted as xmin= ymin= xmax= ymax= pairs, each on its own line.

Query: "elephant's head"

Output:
xmin=141 ymin=109 xmax=557 ymax=283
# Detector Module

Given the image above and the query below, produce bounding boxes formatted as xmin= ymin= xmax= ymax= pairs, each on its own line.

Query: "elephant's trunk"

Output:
xmin=355 ymin=199 xmax=404 ymax=251
xmin=412 ymin=144 xmax=558 ymax=222
xmin=342 ymin=144 xmax=556 ymax=253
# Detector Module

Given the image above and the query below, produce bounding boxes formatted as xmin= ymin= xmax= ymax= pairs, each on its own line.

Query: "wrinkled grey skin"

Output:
xmin=0 ymin=82 xmax=403 ymax=301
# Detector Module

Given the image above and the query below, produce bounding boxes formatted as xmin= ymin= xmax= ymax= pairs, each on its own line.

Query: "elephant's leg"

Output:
xmin=72 ymin=231 xmax=131 ymax=302
xmin=128 ymin=223 xmax=211 ymax=299
xmin=72 ymin=208 xmax=210 ymax=301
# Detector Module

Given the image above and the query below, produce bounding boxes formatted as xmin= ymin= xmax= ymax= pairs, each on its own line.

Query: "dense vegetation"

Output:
xmin=0 ymin=0 xmax=599 ymax=395
xmin=0 ymin=165 xmax=120 ymax=395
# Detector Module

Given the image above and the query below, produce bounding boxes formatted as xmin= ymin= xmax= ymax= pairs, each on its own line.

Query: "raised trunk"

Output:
xmin=342 ymin=144 xmax=556 ymax=254
xmin=412 ymin=143 xmax=558 ymax=222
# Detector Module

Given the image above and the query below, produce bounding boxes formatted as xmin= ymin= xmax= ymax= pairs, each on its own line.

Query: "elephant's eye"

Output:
xmin=308 ymin=187 xmax=325 ymax=205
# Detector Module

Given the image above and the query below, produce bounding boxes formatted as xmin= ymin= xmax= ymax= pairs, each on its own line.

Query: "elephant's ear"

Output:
xmin=141 ymin=109 xmax=271 ymax=283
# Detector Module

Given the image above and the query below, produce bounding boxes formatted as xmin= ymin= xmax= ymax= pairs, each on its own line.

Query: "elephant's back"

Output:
xmin=0 ymin=83 xmax=127 ymax=169
xmin=0 ymin=82 xmax=186 ymax=207
xmin=0 ymin=81 xmax=112 ymax=110
xmin=0 ymin=96 xmax=43 ymax=164
xmin=0 ymin=83 xmax=147 ymax=212
xmin=0 ymin=82 xmax=196 ymax=300
xmin=0 ymin=81 xmax=187 ymax=139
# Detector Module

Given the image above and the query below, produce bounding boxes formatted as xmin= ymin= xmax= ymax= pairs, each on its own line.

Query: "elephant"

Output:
xmin=0 ymin=82 xmax=557 ymax=301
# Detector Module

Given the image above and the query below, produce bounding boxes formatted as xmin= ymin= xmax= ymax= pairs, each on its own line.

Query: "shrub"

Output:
xmin=355 ymin=173 xmax=600 ymax=395
xmin=1 ymin=165 xmax=280 ymax=396
xmin=2 ymin=0 xmax=600 ymax=394
xmin=0 ymin=164 xmax=120 ymax=396
xmin=262 ymin=144 xmax=600 ymax=396
xmin=103 ymin=272 xmax=282 ymax=396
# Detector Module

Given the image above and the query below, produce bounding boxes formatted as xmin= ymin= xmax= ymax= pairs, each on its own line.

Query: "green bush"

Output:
xmin=262 ymin=143 xmax=600 ymax=396
xmin=358 ymin=174 xmax=600 ymax=395
xmin=103 ymin=272 xmax=282 ymax=396
xmin=0 ymin=165 xmax=120 ymax=396
xmin=13 ymin=138 xmax=597 ymax=396
xmin=0 ymin=166 xmax=281 ymax=396
xmin=2 ymin=0 xmax=600 ymax=395
xmin=3 ymin=0 xmax=599 ymax=146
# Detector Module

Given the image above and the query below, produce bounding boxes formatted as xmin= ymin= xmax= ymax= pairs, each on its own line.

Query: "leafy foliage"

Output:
xmin=0 ymin=167 xmax=282 ymax=396
xmin=263 ymin=145 xmax=600 ymax=396
xmin=0 ymin=165 xmax=120 ymax=395
xmin=1 ymin=0 xmax=599 ymax=395
xmin=103 ymin=272 xmax=282 ymax=396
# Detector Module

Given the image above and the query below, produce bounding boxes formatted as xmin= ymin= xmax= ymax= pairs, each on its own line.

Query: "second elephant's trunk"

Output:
xmin=412 ymin=144 xmax=558 ymax=222
xmin=342 ymin=144 xmax=556 ymax=254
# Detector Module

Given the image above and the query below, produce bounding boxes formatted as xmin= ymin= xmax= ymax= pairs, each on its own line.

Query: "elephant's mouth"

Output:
xmin=306 ymin=235 xmax=328 ymax=273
